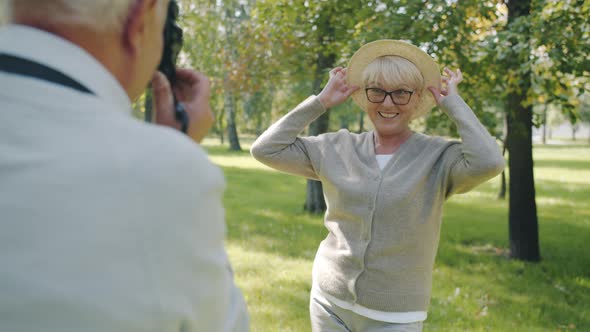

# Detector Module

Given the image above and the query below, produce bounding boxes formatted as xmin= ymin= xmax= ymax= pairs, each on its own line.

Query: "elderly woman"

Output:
xmin=251 ymin=40 xmax=504 ymax=332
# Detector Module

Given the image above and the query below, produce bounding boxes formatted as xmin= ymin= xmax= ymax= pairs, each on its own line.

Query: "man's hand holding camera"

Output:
xmin=152 ymin=69 xmax=215 ymax=143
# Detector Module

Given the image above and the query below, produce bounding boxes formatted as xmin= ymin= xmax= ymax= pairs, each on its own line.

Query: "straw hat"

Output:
xmin=347 ymin=40 xmax=441 ymax=119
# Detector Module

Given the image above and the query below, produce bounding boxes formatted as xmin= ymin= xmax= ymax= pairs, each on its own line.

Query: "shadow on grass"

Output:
xmin=534 ymin=159 xmax=590 ymax=170
xmin=222 ymin=166 xmax=326 ymax=261
xmin=436 ymin=199 xmax=590 ymax=329
xmin=205 ymin=145 xmax=253 ymax=156
xmin=533 ymin=143 xmax=590 ymax=149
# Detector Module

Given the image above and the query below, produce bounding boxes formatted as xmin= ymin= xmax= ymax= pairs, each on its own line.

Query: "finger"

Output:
xmin=330 ymin=67 xmax=343 ymax=77
xmin=457 ymin=68 xmax=463 ymax=82
xmin=175 ymin=68 xmax=203 ymax=85
xmin=346 ymin=85 xmax=360 ymax=95
xmin=174 ymin=69 xmax=210 ymax=95
xmin=338 ymin=70 xmax=346 ymax=82
xmin=152 ymin=71 xmax=174 ymax=109
xmin=175 ymin=69 xmax=210 ymax=100
xmin=152 ymin=71 xmax=176 ymax=126
xmin=444 ymin=67 xmax=455 ymax=77
xmin=427 ymin=86 xmax=442 ymax=104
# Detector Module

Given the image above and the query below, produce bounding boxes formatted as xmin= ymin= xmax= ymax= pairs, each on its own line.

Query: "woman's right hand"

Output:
xmin=317 ymin=67 xmax=359 ymax=109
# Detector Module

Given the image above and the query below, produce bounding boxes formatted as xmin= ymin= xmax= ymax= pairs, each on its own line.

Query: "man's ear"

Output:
xmin=122 ymin=0 xmax=158 ymax=56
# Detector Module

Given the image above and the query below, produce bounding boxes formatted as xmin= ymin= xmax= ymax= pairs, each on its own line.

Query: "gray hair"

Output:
xmin=10 ymin=0 xmax=137 ymax=31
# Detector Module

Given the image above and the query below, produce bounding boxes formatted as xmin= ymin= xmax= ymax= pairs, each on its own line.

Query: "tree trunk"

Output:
xmin=498 ymin=144 xmax=507 ymax=200
xmin=506 ymin=92 xmax=540 ymax=261
xmin=572 ymin=124 xmax=578 ymax=141
xmin=339 ymin=116 xmax=349 ymax=129
xmin=216 ymin=102 xmax=225 ymax=144
xmin=223 ymin=7 xmax=241 ymax=151
xmin=542 ymin=104 xmax=547 ymax=145
xmin=305 ymin=179 xmax=327 ymax=213
xmin=224 ymin=91 xmax=242 ymax=151
xmin=506 ymin=0 xmax=540 ymax=262
xmin=304 ymin=106 xmax=330 ymax=213
xmin=498 ymin=113 xmax=508 ymax=200
xmin=303 ymin=95 xmax=333 ymax=214
xmin=499 ymin=167 xmax=507 ymax=200
xmin=304 ymin=26 xmax=335 ymax=213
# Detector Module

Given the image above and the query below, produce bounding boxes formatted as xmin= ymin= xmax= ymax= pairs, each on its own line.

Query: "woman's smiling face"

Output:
xmin=362 ymin=55 xmax=424 ymax=137
xmin=364 ymin=82 xmax=419 ymax=137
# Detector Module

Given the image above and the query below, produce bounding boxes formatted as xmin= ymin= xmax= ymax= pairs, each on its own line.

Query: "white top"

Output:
xmin=375 ymin=154 xmax=394 ymax=170
xmin=312 ymin=285 xmax=427 ymax=323
xmin=0 ymin=25 xmax=248 ymax=332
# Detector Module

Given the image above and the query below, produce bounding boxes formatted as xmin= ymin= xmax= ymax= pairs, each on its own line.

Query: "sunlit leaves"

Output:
xmin=172 ymin=0 xmax=588 ymax=136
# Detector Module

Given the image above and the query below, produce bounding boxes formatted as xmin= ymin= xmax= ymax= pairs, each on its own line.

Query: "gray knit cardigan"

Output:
xmin=250 ymin=95 xmax=505 ymax=312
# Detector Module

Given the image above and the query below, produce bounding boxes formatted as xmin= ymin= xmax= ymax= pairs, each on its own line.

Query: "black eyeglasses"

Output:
xmin=365 ymin=88 xmax=414 ymax=105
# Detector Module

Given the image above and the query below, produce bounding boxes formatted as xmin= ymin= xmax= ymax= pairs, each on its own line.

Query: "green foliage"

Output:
xmin=171 ymin=0 xmax=588 ymax=139
xmin=203 ymin=138 xmax=590 ymax=331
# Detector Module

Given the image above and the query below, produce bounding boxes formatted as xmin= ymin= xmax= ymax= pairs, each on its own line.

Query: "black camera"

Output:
xmin=156 ymin=0 xmax=189 ymax=132
xmin=158 ymin=0 xmax=183 ymax=86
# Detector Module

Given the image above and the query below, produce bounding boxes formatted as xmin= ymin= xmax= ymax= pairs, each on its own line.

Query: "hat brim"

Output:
xmin=347 ymin=40 xmax=441 ymax=119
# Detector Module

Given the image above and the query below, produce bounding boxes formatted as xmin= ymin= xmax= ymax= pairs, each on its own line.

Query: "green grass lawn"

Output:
xmin=203 ymin=138 xmax=590 ymax=332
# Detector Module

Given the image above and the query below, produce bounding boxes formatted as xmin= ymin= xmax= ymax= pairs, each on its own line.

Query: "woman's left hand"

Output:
xmin=428 ymin=67 xmax=463 ymax=105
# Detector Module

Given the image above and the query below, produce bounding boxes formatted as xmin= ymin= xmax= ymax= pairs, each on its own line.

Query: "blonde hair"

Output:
xmin=11 ymin=0 xmax=137 ymax=31
xmin=362 ymin=55 xmax=424 ymax=91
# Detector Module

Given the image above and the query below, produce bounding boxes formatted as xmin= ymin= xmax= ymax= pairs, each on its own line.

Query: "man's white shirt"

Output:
xmin=0 ymin=25 xmax=248 ymax=332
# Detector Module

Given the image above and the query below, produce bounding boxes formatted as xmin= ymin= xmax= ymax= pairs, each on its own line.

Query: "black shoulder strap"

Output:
xmin=0 ymin=53 xmax=93 ymax=94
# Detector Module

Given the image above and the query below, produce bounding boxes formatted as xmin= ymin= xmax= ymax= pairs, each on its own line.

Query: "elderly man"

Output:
xmin=0 ymin=1 xmax=248 ymax=331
